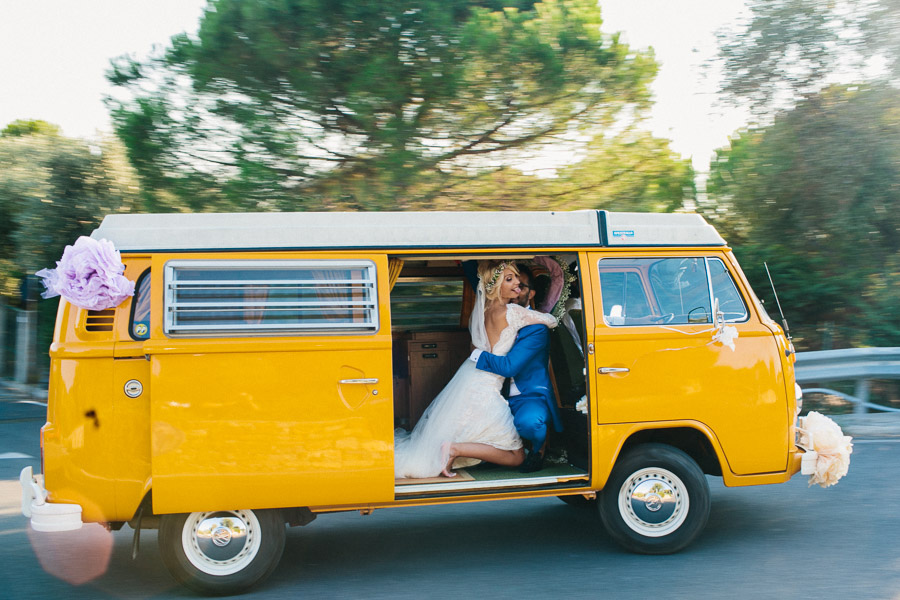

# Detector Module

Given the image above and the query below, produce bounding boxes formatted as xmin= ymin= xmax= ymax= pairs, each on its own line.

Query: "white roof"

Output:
xmin=91 ymin=210 xmax=725 ymax=252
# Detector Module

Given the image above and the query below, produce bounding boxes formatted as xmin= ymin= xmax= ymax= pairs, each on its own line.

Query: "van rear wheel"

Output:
xmin=159 ymin=508 xmax=285 ymax=595
xmin=599 ymin=443 xmax=710 ymax=555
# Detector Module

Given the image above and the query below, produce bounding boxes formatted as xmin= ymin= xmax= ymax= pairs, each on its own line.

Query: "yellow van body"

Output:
xmin=24 ymin=210 xmax=804 ymax=594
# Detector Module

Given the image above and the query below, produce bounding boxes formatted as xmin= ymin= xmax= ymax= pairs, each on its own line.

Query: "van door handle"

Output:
xmin=598 ymin=367 xmax=629 ymax=374
xmin=339 ymin=378 xmax=379 ymax=384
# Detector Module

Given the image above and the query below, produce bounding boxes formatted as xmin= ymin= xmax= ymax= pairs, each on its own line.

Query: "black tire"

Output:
xmin=598 ymin=443 xmax=710 ymax=555
xmin=159 ymin=509 xmax=286 ymax=596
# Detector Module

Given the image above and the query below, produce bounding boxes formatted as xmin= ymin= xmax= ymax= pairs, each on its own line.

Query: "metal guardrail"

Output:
xmin=795 ymin=347 xmax=900 ymax=414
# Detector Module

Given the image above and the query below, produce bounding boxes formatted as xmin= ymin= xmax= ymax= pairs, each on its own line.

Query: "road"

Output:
xmin=1 ymin=395 xmax=899 ymax=599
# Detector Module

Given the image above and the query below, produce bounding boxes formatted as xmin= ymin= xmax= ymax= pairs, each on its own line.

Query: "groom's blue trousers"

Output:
xmin=507 ymin=392 xmax=551 ymax=451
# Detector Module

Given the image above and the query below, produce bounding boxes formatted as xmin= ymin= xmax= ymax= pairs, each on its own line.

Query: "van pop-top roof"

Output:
xmin=91 ymin=210 xmax=725 ymax=252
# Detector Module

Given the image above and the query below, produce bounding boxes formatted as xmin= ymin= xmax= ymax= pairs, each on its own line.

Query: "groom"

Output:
xmin=469 ymin=264 xmax=561 ymax=472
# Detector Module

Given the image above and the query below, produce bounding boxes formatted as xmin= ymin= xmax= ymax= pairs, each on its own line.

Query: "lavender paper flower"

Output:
xmin=35 ymin=237 xmax=135 ymax=311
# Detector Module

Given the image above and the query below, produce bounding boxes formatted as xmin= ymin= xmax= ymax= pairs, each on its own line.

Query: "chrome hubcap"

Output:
xmin=182 ymin=510 xmax=262 ymax=576
xmin=618 ymin=467 xmax=689 ymax=537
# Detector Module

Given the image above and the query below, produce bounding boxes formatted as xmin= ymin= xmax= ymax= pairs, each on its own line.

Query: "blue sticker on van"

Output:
xmin=612 ymin=230 xmax=635 ymax=238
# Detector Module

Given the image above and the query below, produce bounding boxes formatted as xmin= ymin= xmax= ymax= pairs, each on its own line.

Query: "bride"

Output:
xmin=394 ymin=260 xmax=558 ymax=479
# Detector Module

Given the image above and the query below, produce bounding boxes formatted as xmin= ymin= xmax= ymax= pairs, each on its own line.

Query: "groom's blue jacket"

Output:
xmin=475 ymin=324 xmax=563 ymax=433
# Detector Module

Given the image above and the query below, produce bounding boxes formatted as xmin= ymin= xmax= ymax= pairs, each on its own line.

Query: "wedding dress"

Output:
xmin=394 ymin=283 xmax=557 ymax=479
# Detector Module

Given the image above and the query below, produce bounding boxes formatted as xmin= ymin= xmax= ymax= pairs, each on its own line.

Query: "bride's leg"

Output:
xmin=444 ymin=442 xmax=525 ymax=475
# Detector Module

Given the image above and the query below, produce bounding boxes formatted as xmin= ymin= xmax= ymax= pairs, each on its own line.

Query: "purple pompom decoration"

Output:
xmin=35 ymin=237 xmax=135 ymax=311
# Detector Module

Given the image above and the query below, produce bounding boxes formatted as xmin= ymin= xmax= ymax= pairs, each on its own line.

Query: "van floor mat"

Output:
xmin=395 ymin=469 xmax=475 ymax=485
xmin=467 ymin=463 xmax=586 ymax=482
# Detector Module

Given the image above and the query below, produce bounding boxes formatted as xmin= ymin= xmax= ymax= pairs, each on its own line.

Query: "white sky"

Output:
xmin=0 ymin=0 xmax=748 ymax=172
xmin=0 ymin=0 xmax=207 ymax=138
xmin=600 ymin=0 xmax=750 ymax=171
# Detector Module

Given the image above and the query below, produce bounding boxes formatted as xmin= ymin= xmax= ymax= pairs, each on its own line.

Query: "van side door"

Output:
xmin=587 ymin=251 xmax=790 ymax=476
xmin=145 ymin=253 xmax=394 ymax=514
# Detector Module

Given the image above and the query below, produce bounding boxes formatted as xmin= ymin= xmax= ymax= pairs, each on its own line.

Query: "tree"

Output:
xmin=1 ymin=119 xmax=60 ymax=138
xmin=0 ymin=124 xmax=138 ymax=299
xmin=107 ymin=0 xmax=658 ymax=210
xmin=425 ymin=129 xmax=695 ymax=211
xmin=703 ymin=84 xmax=900 ymax=349
xmin=0 ymin=123 xmax=139 ymax=374
xmin=715 ymin=0 xmax=900 ymax=114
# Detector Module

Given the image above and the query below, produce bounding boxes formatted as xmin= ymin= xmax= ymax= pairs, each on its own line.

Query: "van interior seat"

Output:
xmin=549 ymin=321 xmax=586 ymax=408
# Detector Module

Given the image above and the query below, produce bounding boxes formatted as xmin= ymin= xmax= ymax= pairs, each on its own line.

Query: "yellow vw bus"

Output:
xmin=21 ymin=210 xmax=806 ymax=594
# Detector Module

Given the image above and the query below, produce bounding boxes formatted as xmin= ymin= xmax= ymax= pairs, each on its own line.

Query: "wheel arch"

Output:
xmin=621 ymin=426 xmax=722 ymax=477
xmin=593 ymin=421 xmax=726 ymax=491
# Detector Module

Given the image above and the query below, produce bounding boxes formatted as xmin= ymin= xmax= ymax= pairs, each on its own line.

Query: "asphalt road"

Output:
xmin=1 ymin=397 xmax=899 ymax=600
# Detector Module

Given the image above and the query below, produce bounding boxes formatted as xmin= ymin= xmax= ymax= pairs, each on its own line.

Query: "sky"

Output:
xmin=0 ymin=0 xmax=748 ymax=173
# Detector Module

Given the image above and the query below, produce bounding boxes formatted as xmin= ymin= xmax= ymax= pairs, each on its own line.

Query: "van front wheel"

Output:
xmin=159 ymin=509 xmax=285 ymax=595
xmin=599 ymin=443 xmax=710 ymax=554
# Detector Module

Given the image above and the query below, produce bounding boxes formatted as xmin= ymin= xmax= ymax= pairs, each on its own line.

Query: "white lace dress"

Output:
xmin=394 ymin=302 xmax=557 ymax=479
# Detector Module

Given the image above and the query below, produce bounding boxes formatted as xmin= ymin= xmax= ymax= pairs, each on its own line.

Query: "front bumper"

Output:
xmin=789 ymin=447 xmax=804 ymax=476
xmin=19 ymin=466 xmax=83 ymax=532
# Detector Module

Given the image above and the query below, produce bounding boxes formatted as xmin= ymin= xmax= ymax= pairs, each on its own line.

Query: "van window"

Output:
xmin=163 ymin=260 xmax=378 ymax=336
xmin=599 ymin=257 xmax=746 ymax=326
xmin=391 ymin=279 xmax=464 ymax=330
xmin=130 ymin=269 xmax=151 ymax=340
xmin=597 ymin=270 xmax=651 ymax=322
xmin=649 ymin=258 xmax=711 ymax=324
xmin=708 ymin=258 xmax=748 ymax=321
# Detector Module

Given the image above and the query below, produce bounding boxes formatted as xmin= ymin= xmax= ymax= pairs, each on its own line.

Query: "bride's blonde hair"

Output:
xmin=478 ymin=260 xmax=519 ymax=302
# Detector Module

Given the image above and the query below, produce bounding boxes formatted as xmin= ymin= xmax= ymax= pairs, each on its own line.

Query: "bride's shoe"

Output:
xmin=441 ymin=442 xmax=457 ymax=478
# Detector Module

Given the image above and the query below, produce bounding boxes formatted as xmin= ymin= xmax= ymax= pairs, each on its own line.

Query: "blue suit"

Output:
xmin=476 ymin=324 xmax=562 ymax=451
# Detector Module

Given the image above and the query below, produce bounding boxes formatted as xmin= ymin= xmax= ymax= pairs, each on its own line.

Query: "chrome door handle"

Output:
xmin=598 ymin=367 xmax=629 ymax=374
xmin=339 ymin=378 xmax=379 ymax=384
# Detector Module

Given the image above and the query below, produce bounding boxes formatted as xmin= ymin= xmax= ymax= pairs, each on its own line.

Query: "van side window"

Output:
xmin=708 ymin=258 xmax=748 ymax=322
xmin=130 ymin=269 xmax=151 ymax=340
xmin=598 ymin=270 xmax=651 ymax=324
xmin=600 ymin=257 xmax=745 ymax=326
xmin=163 ymin=260 xmax=378 ymax=336
xmin=649 ymin=258 xmax=711 ymax=324
xmin=391 ymin=279 xmax=464 ymax=330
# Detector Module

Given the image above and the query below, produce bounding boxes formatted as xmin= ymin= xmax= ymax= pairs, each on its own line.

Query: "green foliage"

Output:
xmin=716 ymin=0 xmax=900 ymax=113
xmin=1 ymin=119 xmax=61 ymax=138
xmin=704 ymin=84 xmax=900 ymax=349
xmin=107 ymin=0 xmax=659 ymax=210
xmin=0 ymin=128 xmax=139 ymax=300
xmin=424 ymin=130 xmax=694 ymax=211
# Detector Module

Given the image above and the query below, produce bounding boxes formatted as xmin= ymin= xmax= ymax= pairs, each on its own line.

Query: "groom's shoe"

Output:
xmin=519 ymin=450 xmax=544 ymax=473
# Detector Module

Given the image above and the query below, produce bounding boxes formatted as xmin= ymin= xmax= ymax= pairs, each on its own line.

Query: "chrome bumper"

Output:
xmin=19 ymin=466 xmax=83 ymax=532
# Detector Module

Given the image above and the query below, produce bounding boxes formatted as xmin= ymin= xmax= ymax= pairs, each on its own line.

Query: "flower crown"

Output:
xmin=483 ymin=261 xmax=510 ymax=293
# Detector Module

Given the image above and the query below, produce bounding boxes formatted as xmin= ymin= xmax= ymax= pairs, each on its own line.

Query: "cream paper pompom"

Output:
xmin=798 ymin=411 xmax=853 ymax=488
